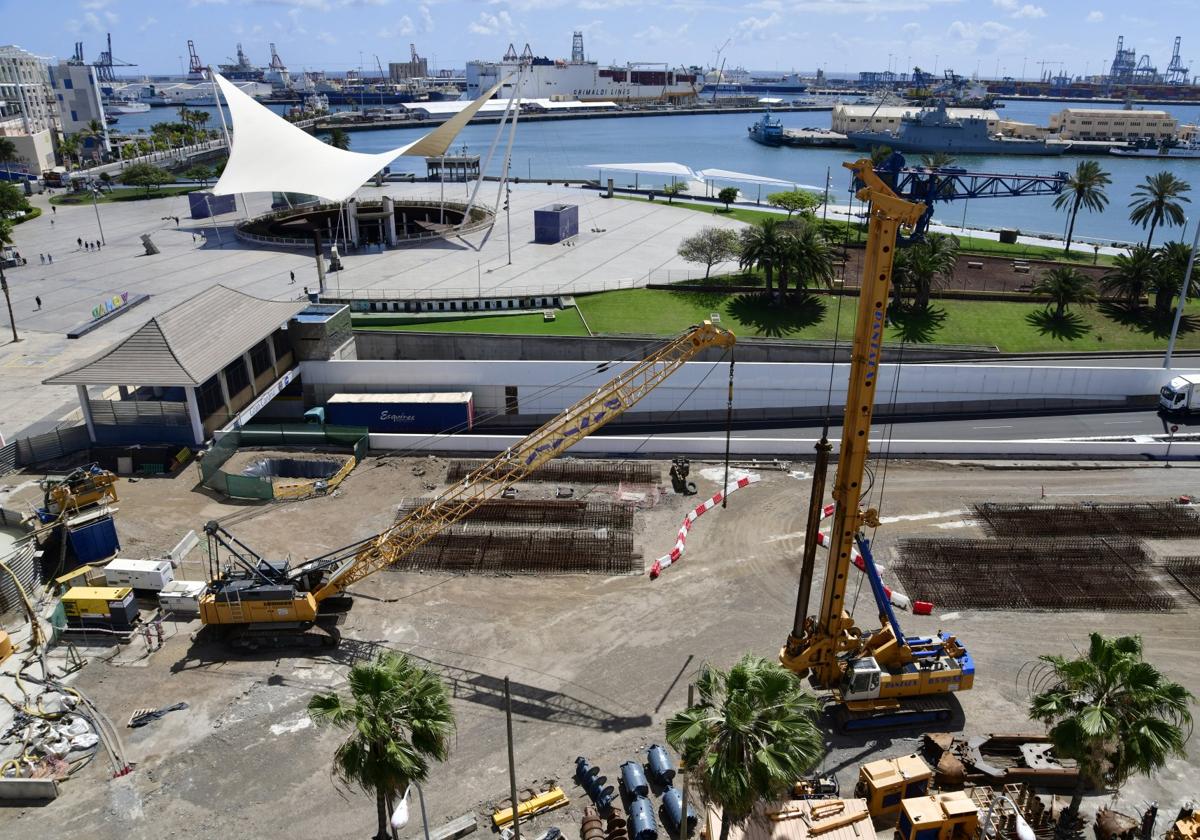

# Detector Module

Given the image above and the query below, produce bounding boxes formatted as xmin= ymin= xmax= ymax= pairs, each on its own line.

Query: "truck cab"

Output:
xmin=1160 ymin=374 xmax=1200 ymax=413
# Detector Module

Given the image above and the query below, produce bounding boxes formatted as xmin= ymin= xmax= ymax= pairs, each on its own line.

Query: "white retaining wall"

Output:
xmin=300 ymin=359 xmax=1190 ymax=418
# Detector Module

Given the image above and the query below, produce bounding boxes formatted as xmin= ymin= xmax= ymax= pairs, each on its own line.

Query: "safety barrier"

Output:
xmin=201 ymin=424 xmax=368 ymax=500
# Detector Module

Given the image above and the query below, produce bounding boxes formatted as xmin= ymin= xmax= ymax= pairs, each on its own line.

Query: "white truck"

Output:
xmin=1160 ymin=374 xmax=1200 ymax=414
xmin=103 ymin=558 xmax=175 ymax=592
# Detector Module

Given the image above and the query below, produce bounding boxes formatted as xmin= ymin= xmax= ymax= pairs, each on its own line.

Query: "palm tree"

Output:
xmin=58 ymin=134 xmax=79 ymax=168
xmin=782 ymin=222 xmax=835 ymax=300
xmin=1029 ymin=633 xmax=1193 ymax=838
xmin=893 ymin=233 xmax=958 ymax=310
xmin=1149 ymin=240 xmax=1196 ymax=317
xmin=739 ymin=218 xmax=786 ymax=297
xmin=308 ymin=652 xmax=455 ymax=840
xmin=0 ymin=137 xmax=17 ymax=181
xmin=1129 ymin=171 xmax=1191 ymax=248
xmin=1102 ymin=245 xmax=1159 ymax=307
xmin=326 ymin=127 xmax=352 ymax=150
xmin=666 ymin=654 xmax=824 ymax=840
xmin=1031 ymin=267 xmax=1096 ymax=318
xmin=1053 ymin=160 xmax=1111 ymax=256
xmin=919 ymin=152 xmax=956 ymax=169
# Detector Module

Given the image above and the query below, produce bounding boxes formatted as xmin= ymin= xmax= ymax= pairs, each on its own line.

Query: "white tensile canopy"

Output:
xmin=585 ymin=162 xmax=697 ymax=178
xmin=210 ymin=73 xmax=505 ymax=202
xmin=696 ymin=168 xmax=822 ymax=191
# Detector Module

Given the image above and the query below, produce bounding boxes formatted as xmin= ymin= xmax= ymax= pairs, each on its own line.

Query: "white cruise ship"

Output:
xmin=466 ymin=34 xmax=700 ymax=104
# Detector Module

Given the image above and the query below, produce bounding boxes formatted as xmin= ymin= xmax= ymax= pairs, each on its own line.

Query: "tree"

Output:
xmin=1031 ymin=267 xmax=1096 ymax=318
xmin=919 ymin=152 xmax=956 ymax=169
xmin=58 ymin=134 xmax=79 ymax=168
xmin=0 ymin=137 xmax=16 ymax=170
xmin=767 ymin=189 xmax=819 ymax=219
xmin=666 ymin=654 xmax=824 ymax=840
xmin=1102 ymin=245 xmax=1159 ymax=307
xmin=781 ymin=221 xmax=835 ymax=300
xmin=662 ymin=181 xmax=688 ymax=205
xmin=1029 ymin=633 xmax=1192 ymax=837
xmin=717 ymin=186 xmax=739 ymax=211
xmin=893 ymin=233 xmax=959 ymax=310
xmin=678 ymin=227 xmax=740 ymax=279
xmin=739 ymin=218 xmax=786 ymax=297
xmin=185 ymin=164 xmax=214 ymax=186
xmin=1158 ymin=240 xmax=1197 ymax=308
xmin=869 ymin=144 xmax=894 ymax=167
xmin=120 ymin=162 xmax=172 ymax=196
xmin=1129 ymin=171 xmax=1191 ymax=248
xmin=326 ymin=127 xmax=352 ymax=151
xmin=0 ymin=218 xmax=13 ymax=245
xmin=308 ymin=652 xmax=455 ymax=840
xmin=0 ymin=181 xmax=31 ymax=218
xmin=1052 ymin=160 xmax=1111 ymax=256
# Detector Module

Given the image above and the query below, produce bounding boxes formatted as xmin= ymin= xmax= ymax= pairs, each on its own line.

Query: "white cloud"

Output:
xmin=419 ymin=3 xmax=434 ymax=32
xmin=948 ymin=19 xmax=1028 ymax=54
xmin=992 ymin=0 xmax=1043 ymax=18
xmin=1086 ymin=10 xmax=1103 ymax=22
xmin=633 ymin=22 xmax=690 ymax=44
xmin=901 ymin=22 xmax=920 ymax=37
xmin=138 ymin=16 xmax=158 ymax=32
xmin=252 ymin=0 xmax=331 ymax=9
xmin=315 ymin=31 xmax=337 ymax=44
xmin=381 ymin=15 xmax=414 ymax=37
xmin=340 ymin=0 xmax=389 ymax=5
xmin=787 ymin=0 xmax=962 ymax=12
xmin=468 ymin=9 xmax=514 ymax=36
xmin=734 ymin=12 xmax=782 ymax=42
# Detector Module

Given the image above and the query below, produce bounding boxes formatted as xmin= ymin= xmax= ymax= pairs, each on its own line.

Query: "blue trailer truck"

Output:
xmin=324 ymin=392 xmax=475 ymax=434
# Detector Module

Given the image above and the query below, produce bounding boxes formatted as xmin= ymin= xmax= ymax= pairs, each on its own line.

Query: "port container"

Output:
xmin=61 ymin=586 xmax=138 ymax=630
xmin=324 ymin=392 xmax=474 ymax=434
xmin=103 ymin=558 xmax=175 ymax=592
xmin=158 ymin=580 xmax=207 ymax=615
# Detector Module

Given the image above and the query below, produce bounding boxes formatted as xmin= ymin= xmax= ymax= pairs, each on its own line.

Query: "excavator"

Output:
xmin=199 ymin=321 xmax=736 ymax=646
xmin=779 ymin=159 xmax=975 ymax=731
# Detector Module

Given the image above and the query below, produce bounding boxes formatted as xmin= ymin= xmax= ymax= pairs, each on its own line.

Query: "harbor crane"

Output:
xmin=780 ymin=160 xmax=975 ymax=731
xmin=200 ymin=322 xmax=736 ymax=647
xmin=92 ymin=33 xmax=136 ymax=83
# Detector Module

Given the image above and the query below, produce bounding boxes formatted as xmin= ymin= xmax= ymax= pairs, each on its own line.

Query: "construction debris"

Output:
xmin=447 ymin=459 xmax=659 ymax=486
xmin=922 ymin=733 xmax=1081 ymax=790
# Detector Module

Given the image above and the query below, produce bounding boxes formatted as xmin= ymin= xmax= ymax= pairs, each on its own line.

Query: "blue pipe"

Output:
xmin=855 ymin=535 xmax=905 ymax=643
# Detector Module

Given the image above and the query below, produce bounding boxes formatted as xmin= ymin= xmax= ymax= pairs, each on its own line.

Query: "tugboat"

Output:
xmin=748 ymin=110 xmax=784 ymax=146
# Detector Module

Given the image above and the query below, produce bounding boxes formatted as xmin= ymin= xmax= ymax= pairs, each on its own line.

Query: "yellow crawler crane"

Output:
xmin=200 ymin=321 xmax=736 ymax=646
xmin=780 ymin=160 xmax=974 ymax=731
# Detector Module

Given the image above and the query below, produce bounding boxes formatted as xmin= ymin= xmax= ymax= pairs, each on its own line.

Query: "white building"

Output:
xmin=831 ymin=104 xmax=998 ymax=134
xmin=1049 ymin=108 xmax=1177 ymax=141
xmin=49 ymin=60 xmax=109 ymax=152
xmin=0 ymin=44 xmax=57 ymax=173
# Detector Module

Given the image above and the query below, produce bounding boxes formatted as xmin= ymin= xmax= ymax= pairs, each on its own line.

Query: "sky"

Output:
xmin=2 ymin=0 xmax=1198 ymax=79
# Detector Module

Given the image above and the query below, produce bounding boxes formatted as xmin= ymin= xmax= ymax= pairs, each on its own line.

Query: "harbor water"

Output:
xmin=112 ymin=98 xmax=1200 ymax=245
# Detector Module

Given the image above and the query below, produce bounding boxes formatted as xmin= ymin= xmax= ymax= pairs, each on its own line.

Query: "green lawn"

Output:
xmin=354 ymin=307 xmax=589 ymax=336
xmin=50 ymin=185 xmax=201 ymax=206
xmin=620 ymin=194 xmax=1120 ymax=267
xmin=352 ymin=288 xmax=1200 ymax=353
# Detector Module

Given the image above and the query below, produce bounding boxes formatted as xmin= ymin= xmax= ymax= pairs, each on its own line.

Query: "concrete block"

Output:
xmin=0 ymin=777 xmax=60 ymax=801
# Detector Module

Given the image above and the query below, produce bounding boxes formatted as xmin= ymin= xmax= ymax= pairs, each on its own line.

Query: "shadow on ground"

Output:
xmin=726 ymin=292 xmax=827 ymax=338
xmin=888 ymin=304 xmax=947 ymax=343
xmin=1098 ymin=302 xmax=1200 ymax=339
xmin=1024 ymin=308 xmax=1092 ymax=341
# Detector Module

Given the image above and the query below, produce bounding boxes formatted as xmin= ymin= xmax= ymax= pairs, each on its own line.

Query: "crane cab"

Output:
xmin=843 ymin=658 xmax=883 ymax=701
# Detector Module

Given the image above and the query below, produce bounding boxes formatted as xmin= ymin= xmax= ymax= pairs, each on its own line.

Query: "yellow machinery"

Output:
xmin=61 ymin=586 xmax=139 ymax=631
xmin=856 ymin=754 xmax=933 ymax=822
xmin=894 ymin=792 xmax=979 ymax=840
xmin=199 ymin=322 xmax=736 ymax=646
xmin=39 ymin=464 xmax=118 ymax=520
xmin=780 ymin=160 xmax=974 ymax=731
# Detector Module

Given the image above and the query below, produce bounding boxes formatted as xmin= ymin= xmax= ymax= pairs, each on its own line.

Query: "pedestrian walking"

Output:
xmin=49 ymin=218 xmax=54 ymax=227
xmin=38 ymin=254 xmax=44 ymax=265
xmin=77 ymin=237 xmax=82 ymax=250
xmin=35 ymin=296 xmax=41 ymax=310
xmin=47 ymin=254 xmax=52 ymax=264
xmin=51 ymin=205 xmax=56 ymax=215
xmin=289 ymin=271 xmax=295 ymax=284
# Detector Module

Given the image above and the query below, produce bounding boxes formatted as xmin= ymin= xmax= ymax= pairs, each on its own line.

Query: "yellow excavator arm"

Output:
xmin=307 ymin=321 xmax=735 ymax=600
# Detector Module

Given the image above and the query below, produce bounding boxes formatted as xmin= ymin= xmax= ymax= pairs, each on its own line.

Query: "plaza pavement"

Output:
xmin=0 ymin=181 xmax=744 ymax=439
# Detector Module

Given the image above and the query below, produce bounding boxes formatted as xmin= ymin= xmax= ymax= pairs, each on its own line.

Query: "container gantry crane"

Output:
xmin=780 ymin=160 xmax=975 ymax=732
xmin=200 ymin=322 xmax=736 ymax=647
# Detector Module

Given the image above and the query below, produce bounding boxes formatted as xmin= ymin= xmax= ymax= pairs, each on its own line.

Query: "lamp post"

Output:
xmin=1164 ymin=216 xmax=1200 ymax=370
xmin=90 ymin=187 xmax=106 ymax=246
xmin=0 ymin=263 xmax=18 ymax=343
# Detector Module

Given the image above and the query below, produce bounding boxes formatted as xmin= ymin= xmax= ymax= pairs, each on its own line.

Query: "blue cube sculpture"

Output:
xmin=533 ymin=203 xmax=579 ymax=244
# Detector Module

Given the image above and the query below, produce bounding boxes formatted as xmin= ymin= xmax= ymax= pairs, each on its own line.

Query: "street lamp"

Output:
xmin=980 ymin=793 xmax=1036 ymax=840
xmin=90 ymin=186 xmax=106 ymax=246
xmin=0 ymin=262 xmax=19 ymax=343
xmin=1164 ymin=216 xmax=1200 ymax=370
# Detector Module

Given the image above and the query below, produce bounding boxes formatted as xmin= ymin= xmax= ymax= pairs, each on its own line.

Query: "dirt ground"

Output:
xmin=2 ymin=456 xmax=1199 ymax=840
xmin=838 ymin=247 xmax=1107 ymax=296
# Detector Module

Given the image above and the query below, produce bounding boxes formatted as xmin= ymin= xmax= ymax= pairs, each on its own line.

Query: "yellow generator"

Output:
xmin=857 ymin=754 xmax=934 ymax=822
xmin=61 ymin=586 xmax=138 ymax=631
xmin=895 ymin=792 xmax=979 ymax=840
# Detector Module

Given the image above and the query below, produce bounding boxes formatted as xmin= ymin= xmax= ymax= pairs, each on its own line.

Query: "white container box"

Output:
xmin=157 ymin=580 xmax=206 ymax=615
xmin=103 ymin=558 xmax=175 ymax=592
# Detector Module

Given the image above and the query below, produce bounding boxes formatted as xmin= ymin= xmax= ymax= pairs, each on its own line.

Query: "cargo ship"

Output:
xmin=466 ymin=34 xmax=700 ymax=104
xmin=847 ymin=101 xmax=1064 ymax=156
xmin=707 ymin=68 xmax=808 ymax=95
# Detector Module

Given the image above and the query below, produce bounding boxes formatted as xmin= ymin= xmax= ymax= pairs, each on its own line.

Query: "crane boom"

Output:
xmin=200 ymin=322 xmax=734 ymax=642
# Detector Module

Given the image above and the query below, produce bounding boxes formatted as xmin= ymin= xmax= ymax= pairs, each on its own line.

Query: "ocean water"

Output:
xmin=110 ymin=98 xmax=1200 ymax=245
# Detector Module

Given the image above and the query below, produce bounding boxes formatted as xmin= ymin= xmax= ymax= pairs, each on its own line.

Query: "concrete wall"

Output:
xmin=300 ymin=359 xmax=1180 ymax=426
xmin=353 ymin=330 xmax=995 ymax=364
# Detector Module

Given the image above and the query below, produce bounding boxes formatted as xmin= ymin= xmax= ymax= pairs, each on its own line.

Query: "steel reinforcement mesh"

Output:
xmin=971 ymin=502 xmax=1200 ymax=539
xmin=893 ymin=538 xmax=1176 ymax=612
xmin=1164 ymin=557 xmax=1200 ymax=604
xmin=396 ymin=498 xmax=636 ymax=531
xmin=388 ymin=527 xmax=642 ymax=575
xmin=446 ymin=459 xmax=660 ymax=485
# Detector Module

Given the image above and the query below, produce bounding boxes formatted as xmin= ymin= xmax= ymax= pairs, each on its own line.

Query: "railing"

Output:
xmin=332 ymin=277 xmax=643 ymax=303
xmin=88 ymin=399 xmax=189 ymax=427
